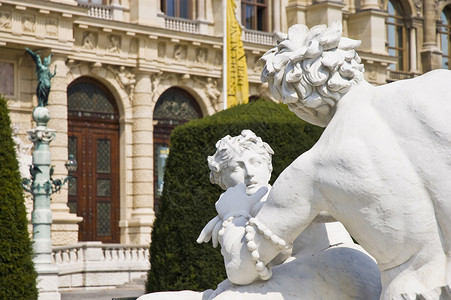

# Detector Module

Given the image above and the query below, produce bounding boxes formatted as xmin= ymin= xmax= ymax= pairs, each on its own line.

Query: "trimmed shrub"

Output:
xmin=146 ymin=100 xmax=324 ymax=293
xmin=0 ymin=96 xmax=38 ymax=299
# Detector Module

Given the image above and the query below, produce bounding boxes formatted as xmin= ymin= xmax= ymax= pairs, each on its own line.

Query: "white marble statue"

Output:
xmin=139 ymin=130 xmax=381 ymax=300
xmin=242 ymin=22 xmax=450 ymax=299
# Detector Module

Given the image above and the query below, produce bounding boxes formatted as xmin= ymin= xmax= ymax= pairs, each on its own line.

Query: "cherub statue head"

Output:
xmin=208 ymin=130 xmax=274 ymax=195
xmin=261 ymin=22 xmax=364 ymax=127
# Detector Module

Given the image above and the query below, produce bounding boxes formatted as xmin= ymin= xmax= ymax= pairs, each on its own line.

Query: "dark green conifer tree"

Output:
xmin=0 ymin=96 xmax=38 ymax=299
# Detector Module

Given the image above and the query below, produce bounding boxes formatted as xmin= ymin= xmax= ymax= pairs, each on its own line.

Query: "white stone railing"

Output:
xmin=244 ymin=29 xmax=276 ymax=46
xmin=52 ymin=242 xmax=150 ymax=289
xmin=164 ymin=16 xmax=199 ymax=34
xmin=78 ymin=2 xmax=112 ymax=20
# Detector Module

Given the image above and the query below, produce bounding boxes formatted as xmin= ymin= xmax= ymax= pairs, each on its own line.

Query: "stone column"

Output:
xmin=273 ymin=0 xmax=281 ymax=32
xmin=47 ymin=53 xmax=82 ymax=246
xmin=360 ymin=0 xmax=379 ymax=10
xmin=409 ymin=24 xmax=418 ymax=73
xmin=421 ymin=0 xmax=442 ymax=71
xmin=198 ymin=0 xmax=206 ymax=20
xmin=128 ymin=72 xmax=155 ymax=245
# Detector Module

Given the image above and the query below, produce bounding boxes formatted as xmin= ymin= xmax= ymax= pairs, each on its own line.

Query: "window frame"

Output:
xmin=241 ymin=0 xmax=268 ymax=32
xmin=386 ymin=0 xmax=409 ymax=72
xmin=161 ymin=0 xmax=194 ymax=19
xmin=439 ymin=8 xmax=451 ymax=70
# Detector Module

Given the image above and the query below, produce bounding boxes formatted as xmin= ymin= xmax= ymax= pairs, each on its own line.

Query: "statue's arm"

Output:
xmin=25 ymin=48 xmax=43 ymax=69
xmin=25 ymin=48 xmax=37 ymax=62
xmin=255 ymin=153 xmax=321 ymax=251
xmin=218 ymin=154 xmax=321 ymax=285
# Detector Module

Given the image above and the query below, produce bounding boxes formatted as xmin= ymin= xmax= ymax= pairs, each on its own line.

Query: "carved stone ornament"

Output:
xmin=108 ymin=65 xmax=135 ymax=100
xmin=22 ymin=15 xmax=35 ymax=33
xmin=413 ymin=0 xmax=422 ymax=16
xmin=82 ymin=31 xmax=97 ymax=49
xmin=0 ymin=11 xmax=11 ymax=29
xmin=173 ymin=45 xmax=187 ymax=61
xmin=108 ymin=35 xmax=121 ymax=53
xmin=195 ymin=48 xmax=207 ymax=63
xmin=194 ymin=76 xmax=220 ymax=102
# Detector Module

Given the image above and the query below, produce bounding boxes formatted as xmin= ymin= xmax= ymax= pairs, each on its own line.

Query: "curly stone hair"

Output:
xmin=261 ymin=22 xmax=364 ymax=127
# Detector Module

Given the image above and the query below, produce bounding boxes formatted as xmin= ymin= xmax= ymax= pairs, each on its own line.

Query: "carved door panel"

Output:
xmin=68 ymin=122 xmax=120 ymax=243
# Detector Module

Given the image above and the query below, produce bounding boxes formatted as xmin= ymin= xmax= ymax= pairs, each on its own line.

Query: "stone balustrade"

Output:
xmin=244 ymin=29 xmax=276 ymax=46
xmin=78 ymin=2 xmax=112 ymax=19
xmin=52 ymin=242 xmax=150 ymax=290
xmin=164 ymin=16 xmax=200 ymax=34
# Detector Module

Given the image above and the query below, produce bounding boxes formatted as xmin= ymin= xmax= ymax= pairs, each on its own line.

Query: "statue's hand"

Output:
xmin=196 ymin=215 xmax=222 ymax=247
xmin=215 ymin=183 xmax=268 ymax=220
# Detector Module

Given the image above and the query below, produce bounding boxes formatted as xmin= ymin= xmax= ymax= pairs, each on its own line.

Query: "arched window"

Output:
xmin=242 ymin=0 xmax=268 ymax=31
xmin=153 ymin=87 xmax=202 ymax=210
xmin=439 ymin=7 xmax=451 ymax=69
xmin=386 ymin=0 xmax=408 ymax=72
xmin=161 ymin=0 xmax=193 ymax=19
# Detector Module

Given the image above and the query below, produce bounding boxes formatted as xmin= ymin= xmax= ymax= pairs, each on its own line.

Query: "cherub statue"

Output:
xmin=138 ymin=130 xmax=381 ymax=300
xmin=207 ymin=22 xmax=451 ymax=299
xmin=25 ymin=48 xmax=56 ymax=107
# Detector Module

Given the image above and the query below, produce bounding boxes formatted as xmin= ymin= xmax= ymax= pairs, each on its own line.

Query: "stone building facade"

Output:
xmin=0 ymin=0 xmax=449 ymax=247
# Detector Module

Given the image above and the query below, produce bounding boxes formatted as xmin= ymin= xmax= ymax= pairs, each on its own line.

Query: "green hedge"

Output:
xmin=0 ymin=96 xmax=38 ymax=299
xmin=145 ymin=100 xmax=323 ymax=293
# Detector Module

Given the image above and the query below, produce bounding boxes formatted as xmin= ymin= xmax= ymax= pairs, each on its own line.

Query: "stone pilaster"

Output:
xmin=128 ymin=72 xmax=155 ymax=245
xmin=273 ymin=0 xmax=281 ymax=32
xmin=421 ymin=0 xmax=442 ymax=72
xmin=130 ymin=0 xmax=164 ymax=27
xmin=360 ymin=0 xmax=379 ymax=10
xmin=306 ymin=1 xmax=345 ymax=27
xmin=348 ymin=9 xmax=387 ymax=55
xmin=286 ymin=1 xmax=307 ymax=28
xmin=47 ymin=53 xmax=82 ymax=246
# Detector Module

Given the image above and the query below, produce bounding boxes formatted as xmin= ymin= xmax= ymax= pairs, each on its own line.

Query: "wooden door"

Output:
xmin=68 ymin=121 xmax=120 ymax=243
xmin=67 ymin=77 xmax=120 ymax=243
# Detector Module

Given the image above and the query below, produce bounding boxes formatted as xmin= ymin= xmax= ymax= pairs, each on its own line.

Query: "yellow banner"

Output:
xmin=226 ymin=0 xmax=249 ymax=108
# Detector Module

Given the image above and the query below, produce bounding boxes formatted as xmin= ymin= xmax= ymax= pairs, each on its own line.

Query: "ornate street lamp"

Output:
xmin=22 ymin=48 xmax=76 ymax=300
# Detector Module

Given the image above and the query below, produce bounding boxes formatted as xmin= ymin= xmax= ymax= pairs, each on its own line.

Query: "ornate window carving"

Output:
xmin=153 ymin=87 xmax=201 ymax=126
xmin=68 ymin=78 xmax=118 ymax=120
